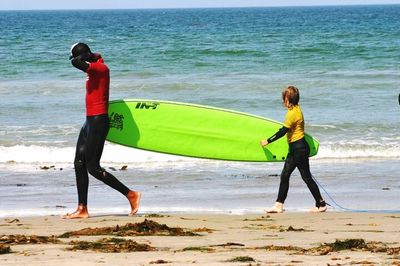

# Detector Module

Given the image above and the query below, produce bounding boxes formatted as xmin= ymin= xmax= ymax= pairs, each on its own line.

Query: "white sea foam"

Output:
xmin=1 ymin=141 xmax=399 ymax=165
xmin=316 ymin=141 xmax=400 ymax=159
xmin=0 ymin=206 xmax=300 ymax=218
xmin=0 ymin=144 xmax=193 ymax=164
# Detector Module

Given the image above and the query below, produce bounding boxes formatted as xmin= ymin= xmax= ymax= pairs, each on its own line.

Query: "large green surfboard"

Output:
xmin=107 ymin=99 xmax=319 ymax=162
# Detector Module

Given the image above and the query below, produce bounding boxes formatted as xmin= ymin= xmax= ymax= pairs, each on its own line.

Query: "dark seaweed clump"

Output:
xmin=327 ymin=239 xmax=367 ymax=251
xmin=0 ymin=234 xmax=60 ymax=245
xmin=260 ymin=238 xmax=400 ymax=256
xmin=59 ymin=219 xmax=199 ymax=238
xmin=68 ymin=237 xmax=155 ymax=253
xmin=0 ymin=244 xmax=11 ymax=254
xmin=225 ymin=256 xmax=255 ymax=262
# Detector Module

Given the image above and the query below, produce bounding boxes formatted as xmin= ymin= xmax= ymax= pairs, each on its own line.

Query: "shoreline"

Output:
xmin=1 ymin=157 xmax=399 ymax=219
xmin=1 ymin=212 xmax=399 ymax=265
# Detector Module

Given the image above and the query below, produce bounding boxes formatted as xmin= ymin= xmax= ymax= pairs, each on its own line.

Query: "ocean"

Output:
xmin=0 ymin=5 xmax=399 ymax=217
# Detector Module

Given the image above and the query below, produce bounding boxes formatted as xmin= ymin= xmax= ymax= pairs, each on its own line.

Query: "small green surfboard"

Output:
xmin=107 ymin=99 xmax=319 ymax=162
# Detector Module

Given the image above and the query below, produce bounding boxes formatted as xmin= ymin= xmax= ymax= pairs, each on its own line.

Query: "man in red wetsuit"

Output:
xmin=64 ymin=43 xmax=141 ymax=219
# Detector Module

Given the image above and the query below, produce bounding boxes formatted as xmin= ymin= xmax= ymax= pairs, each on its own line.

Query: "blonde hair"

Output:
xmin=282 ymin=85 xmax=300 ymax=108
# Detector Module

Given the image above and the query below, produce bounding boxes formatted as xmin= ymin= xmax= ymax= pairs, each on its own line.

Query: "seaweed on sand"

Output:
xmin=259 ymin=239 xmax=399 ymax=256
xmin=0 ymin=234 xmax=60 ymax=245
xmin=225 ymin=256 xmax=255 ymax=262
xmin=182 ymin=246 xmax=215 ymax=252
xmin=0 ymin=244 xmax=11 ymax=254
xmin=59 ymin=219 xmax=199 ymax=238
xmin=68 ymin=237 xmax=155 ymax=253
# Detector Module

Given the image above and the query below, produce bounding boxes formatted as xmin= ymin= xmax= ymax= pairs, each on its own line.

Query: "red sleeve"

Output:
xmin=88 ymin=60 xmax=108 ymax=74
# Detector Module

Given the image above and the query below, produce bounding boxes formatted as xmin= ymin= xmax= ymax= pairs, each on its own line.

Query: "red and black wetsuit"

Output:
xmin=72 ymin=54 xmax=130 ymax=206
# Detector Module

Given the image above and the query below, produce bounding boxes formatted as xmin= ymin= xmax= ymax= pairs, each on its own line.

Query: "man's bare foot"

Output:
xmin=63 ymin=205 xmax=89 ymax=219
xmin=127 ymin=190 xmax=141 ymax=216
xmin=265 ymin=202 xmax=284 ymax=213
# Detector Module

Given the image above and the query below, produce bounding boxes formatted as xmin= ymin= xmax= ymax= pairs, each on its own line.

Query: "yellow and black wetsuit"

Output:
xmin=267 ymin=105 xmax=325 ymax=208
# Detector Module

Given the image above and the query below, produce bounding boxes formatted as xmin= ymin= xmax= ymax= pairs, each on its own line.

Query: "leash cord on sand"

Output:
xmin=312 ymin=175 xmax=400 ymax=213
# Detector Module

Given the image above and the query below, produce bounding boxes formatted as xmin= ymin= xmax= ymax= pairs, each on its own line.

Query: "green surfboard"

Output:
xmin=107 ymin=99 xmax=319 ymax=162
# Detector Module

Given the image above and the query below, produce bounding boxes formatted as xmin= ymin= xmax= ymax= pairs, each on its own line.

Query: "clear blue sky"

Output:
xmin=1 ymin=0 xmax=400 ymax=10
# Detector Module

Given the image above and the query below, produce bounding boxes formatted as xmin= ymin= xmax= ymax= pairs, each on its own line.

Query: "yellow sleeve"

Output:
xmin=284 ymin=109 xmax=294 ymax=129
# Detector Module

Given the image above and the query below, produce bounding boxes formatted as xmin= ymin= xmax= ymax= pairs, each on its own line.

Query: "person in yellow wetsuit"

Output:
xmin=261 ymin=86 xmax=327 ymax=213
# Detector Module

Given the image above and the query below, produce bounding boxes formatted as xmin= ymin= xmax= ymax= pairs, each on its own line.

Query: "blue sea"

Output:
xmin=0 ymin=5 xmax=399 ymax=217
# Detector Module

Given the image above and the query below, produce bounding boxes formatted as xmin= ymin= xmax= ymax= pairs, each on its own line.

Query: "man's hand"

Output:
xmin=70 ymin=52 xmax=91 ymax=72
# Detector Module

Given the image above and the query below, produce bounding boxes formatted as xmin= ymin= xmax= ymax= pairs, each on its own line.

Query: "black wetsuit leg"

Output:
xmin=276 ymin=153 xmax=296 ymax=203
xmin=74 ymin=114 xmax=130 ymax=206
xmin=276 ymin=138 xmax=325 ymax=207
xmin=74 ymin=122 xmax=90 ymax=205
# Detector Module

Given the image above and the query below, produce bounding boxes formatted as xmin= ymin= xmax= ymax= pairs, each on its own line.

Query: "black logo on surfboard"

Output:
xmin=109 ymin=112 xmax=124 ymax=131
xmin=135 ymin=102 xmax=159 ymax=110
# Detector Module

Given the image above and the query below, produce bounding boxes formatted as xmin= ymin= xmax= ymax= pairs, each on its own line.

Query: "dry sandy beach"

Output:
xmin=1 ymin=212 xmax=400 ymax=265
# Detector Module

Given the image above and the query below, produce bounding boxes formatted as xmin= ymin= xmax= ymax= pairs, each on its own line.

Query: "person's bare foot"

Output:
xmin=309 ymin=205 xmax=327 ymax=213
xmin=265 ymin=202 xmax=284 ymax=213
xmin=127 ymin=190 xmax=141 ymax=216
xmin=63 ymin=205 xmax=89 ymax=219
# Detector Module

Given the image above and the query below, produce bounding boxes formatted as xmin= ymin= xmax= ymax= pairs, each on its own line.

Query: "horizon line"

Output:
xmin=0 ymin=3 xmax=399 ymax=11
